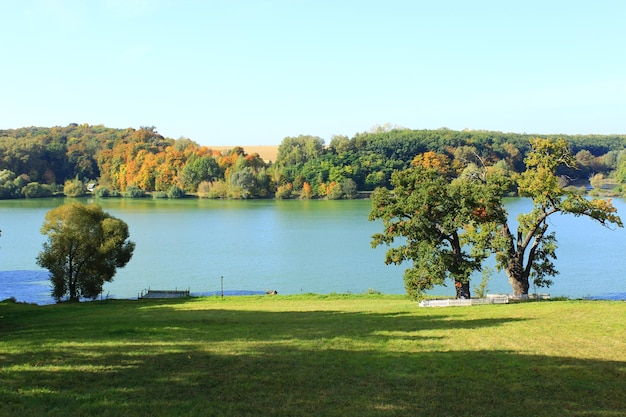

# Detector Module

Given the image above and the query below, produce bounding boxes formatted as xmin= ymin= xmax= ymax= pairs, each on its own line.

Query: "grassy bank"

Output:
xmin=1 ymin=294 xmax=624 ymax=417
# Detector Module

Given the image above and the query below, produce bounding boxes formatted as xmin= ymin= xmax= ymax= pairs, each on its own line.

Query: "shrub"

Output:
xmin=64 ymin=178 xmax=86 ymax=197
xmin=167 ymin=185 xmax=185 ymax=199
xmin=300 ymin=182 xmax=313 ymax=199
xmin=0 ymin=183 xmax=20 ymax=199
xmin=94 ymin=187 xmax=110 ymax=198
xmin=473 ymin=266 xmax=492 ymax=298
xmin=22 ymin=182 xmax=53 ymax=198
xmin=198 ymin=181 xmax=228 ymax=199
xmin=275 ymin=183 xmax=293 ymax=199
xmin=326 ymin=182 xmax=343 ymax=200
xmin=123 ymin=185 xmax=146 ymax=198
xmin=341 ymin=179 xmax=358 ymax=199
xmin=95 ymin=187 xmax=121 ymax=198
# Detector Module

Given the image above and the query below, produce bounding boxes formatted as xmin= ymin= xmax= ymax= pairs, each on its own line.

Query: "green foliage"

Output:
xmin=276 ymin=135 xmax=325 ymax=166
xmin=473 ymin=266 xmax=493 ymax=298
xmin=22 ymin=182 xmax=54 ymax=198
xmin=341 ymin=178 xmax=358 ymax=199
xmin=181 ymin=155 xmax=221 ymax=192
xmin=275 ymin=183 xmax=293 ymax=199
xmin=0 ymin=183 xmax=19 ymax=199
xmin=167 ymin=185 xmax=185 ymax=199
xmin=0 ymin=170 xmax=21 ymax=199
xmin=496 ymin=138 xmax=624 ymax=296
xmin=63 ymin=177 xmax=86 ymax=197
xmin=326 ymin=182 xmax=344 ymax=200
xmin=229 ymin=167 xmax=258 ymax=199
xmin=370 ymin=163 xmax=505 ymax=300
xmin=123 ymin=185 xmax=146 ymax=198
xmin=4 ymin=124 xmax=626 ymax=200
xmin=529 ymin=232 xmax=558 ymax=288
xmin=615 ymin=153 xmax=626 ymax=184
xmin=36 ymin=202 xmax=135 ymax=301
xmin=197 ymin=180 xmax=229 ymax=199
xmin=94 ymin=186 xmax=121 ymax=198
xmin=0 ymin=169 xmax=16 ymax=184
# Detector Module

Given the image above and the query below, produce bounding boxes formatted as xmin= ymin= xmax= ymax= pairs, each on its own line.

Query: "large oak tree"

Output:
xmin=369 ymin=154 xmax=505 ymax=300
xmin=495 ymin=138 xmax=623 ymax=296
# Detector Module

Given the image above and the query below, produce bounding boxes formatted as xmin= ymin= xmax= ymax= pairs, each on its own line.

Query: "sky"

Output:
xmin=1 ymin=0 xmax=626 ymax=146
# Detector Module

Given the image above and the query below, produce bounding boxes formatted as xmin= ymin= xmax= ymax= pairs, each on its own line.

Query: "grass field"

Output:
xmin=1 ymin=294 xmax=624 ymax=416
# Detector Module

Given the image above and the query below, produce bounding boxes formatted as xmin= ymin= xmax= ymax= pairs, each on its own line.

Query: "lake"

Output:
xmin=1 ymin=197 xmax=625 ymax=304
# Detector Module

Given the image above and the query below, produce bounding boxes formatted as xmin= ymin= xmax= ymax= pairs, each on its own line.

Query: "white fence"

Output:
xmin=419 ymin=293 xmax=551 ymax=307
xmin=419 ymin=294 xmax=510 ymax=307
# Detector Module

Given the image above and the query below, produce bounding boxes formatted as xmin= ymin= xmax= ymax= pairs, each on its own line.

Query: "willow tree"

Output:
xmin=37 ymin=202 xmax=135 ymax=302
xmin=369 ymin=158 xmax=505 ymax=300
xmin=495 ymin=138 xmax=623 ymax=296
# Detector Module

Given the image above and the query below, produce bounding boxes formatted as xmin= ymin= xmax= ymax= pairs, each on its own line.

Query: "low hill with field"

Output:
xmin=209 ymin=145 xmax=279 ymax=162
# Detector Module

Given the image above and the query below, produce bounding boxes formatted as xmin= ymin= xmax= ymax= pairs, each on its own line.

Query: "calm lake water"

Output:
xmin=1 ymin=197 xmax=625 ymax=304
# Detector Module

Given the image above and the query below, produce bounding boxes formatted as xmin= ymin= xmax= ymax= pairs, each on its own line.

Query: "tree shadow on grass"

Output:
xmin=1 ymin=298 xmax=529 ymax=344
xmin=1 ymin=301 xmax=624 ymax=416
xmin=1 ymin=345 xmax=624 ymax=417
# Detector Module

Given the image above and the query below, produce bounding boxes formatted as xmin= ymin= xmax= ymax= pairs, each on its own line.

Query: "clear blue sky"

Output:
xmin=1 ymin=0 xmax=625 ymax=146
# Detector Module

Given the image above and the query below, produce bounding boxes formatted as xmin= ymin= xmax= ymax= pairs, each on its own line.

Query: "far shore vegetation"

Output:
xmin=2 ymin=124 xmax=626 ymax=200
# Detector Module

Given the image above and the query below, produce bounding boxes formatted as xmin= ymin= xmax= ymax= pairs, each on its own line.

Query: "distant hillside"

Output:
xmin=210 ymin=146 xmax=279 ymax=162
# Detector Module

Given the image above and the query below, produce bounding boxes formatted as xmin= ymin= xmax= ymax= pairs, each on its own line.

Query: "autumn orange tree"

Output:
xmin=410 ymin=151 xmax=453 ymax=175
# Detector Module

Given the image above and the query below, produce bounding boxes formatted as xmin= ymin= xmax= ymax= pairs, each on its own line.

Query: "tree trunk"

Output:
xmin=500 ymin=223 xmax=530 ymax=298
xmin=69 ymin=283 xmax=78 ymax=301
xmin=69 ymin=271 xmax=78 ymax=302
xmin=455 ymin=280 xmax=471 ymax=299
xmin=505 ymin=257 xmax=529 ymax=297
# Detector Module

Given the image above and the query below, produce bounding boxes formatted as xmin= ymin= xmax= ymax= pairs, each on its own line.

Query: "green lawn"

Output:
xmin=1 ymin=294 xmax=624 ymax=417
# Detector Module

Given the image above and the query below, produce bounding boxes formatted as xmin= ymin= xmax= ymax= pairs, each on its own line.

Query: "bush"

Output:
xmin=64 ymin=178 xmax=86 ymax=197
xmin=123 ymin=185 xmax=146 ymax=198
xmin=198 ymin=181 xmax=228 ymax=199
xmin=22 ymin=182 xmax=53 ymax=198
xmin=299 ymin=182 xmax=313 ymax=199
xmin=326 ymin=182 xmax=344 ymax=200
xmin=167 ymin=185 xmax=185 ymax=199
xmin=152 ymin=191 xmax=168 ymax=199
xmin=473 ymin=267 xmax=492 ymax=298
xmin=275 ymin=184 xmax=293 ymax=199
xmin=95 ymin=187 xmax=122 ymax=198
xmin=341 ymin=179 xmax=358 ymax=199
xmin=0 ymin=183 xmax=20 ymax=199
xmin=94 ymin=187 xmax=109 ymax=198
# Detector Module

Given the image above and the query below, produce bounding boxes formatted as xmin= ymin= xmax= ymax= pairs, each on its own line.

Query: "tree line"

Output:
xmin=2 ymin=123 xmax=626 ymax=199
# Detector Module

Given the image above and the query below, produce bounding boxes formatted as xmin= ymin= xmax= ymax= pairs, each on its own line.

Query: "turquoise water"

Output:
xmin=1 ymin=197 xmax=625 ymax=304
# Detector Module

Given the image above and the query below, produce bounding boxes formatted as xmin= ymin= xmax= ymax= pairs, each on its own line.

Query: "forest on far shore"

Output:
xmin=1 ymin=123 xmax=626 ymax=200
